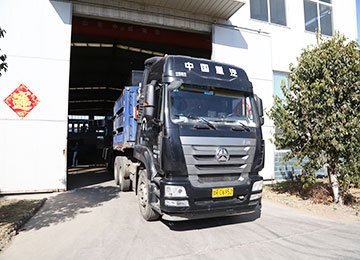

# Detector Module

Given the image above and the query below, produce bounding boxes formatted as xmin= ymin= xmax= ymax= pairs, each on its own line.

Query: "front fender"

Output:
xmin=134 ymin=145 xmax=158 ymax=180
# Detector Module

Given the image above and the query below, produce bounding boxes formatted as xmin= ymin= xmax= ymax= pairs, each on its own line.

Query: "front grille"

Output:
xmin=198 ymin=173 xmax=241 ymax=183
xmin=193 ymin=154 xmax=246 ymax=161
xmin=180 ymin=136 xmax=256 ymax=184
xmin=196 ymin=165 xmax=244 ymax=170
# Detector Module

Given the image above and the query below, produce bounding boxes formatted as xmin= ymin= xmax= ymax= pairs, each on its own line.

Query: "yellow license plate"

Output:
xmin=212 ymin=187 xmax=234 ymax=198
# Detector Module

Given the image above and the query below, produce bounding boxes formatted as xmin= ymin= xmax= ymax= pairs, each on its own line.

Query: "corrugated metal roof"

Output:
xmin=122 ymin=0 xmax=245 ymax=20
xmin=72 ymin=0 xmax=246 ymax=32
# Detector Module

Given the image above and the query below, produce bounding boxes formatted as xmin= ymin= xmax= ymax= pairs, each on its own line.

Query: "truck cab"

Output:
xmin=109 ymin=55 xmax=265 ymax=221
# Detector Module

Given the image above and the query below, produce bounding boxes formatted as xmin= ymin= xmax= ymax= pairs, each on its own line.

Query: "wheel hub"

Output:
xmin=139 ymin=181 xmax=148 ymax=207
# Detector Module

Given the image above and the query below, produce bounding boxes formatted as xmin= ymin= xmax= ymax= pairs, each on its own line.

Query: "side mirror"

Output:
xmin=144 ymin=80 xmax=156 ymax=118
xmin=255 ymin=95 xmax=264 ymax=125
xmin=260 ymin=117 xmax=264 ymax=125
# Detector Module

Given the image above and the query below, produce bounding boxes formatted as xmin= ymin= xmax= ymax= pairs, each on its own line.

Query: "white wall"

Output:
xmin=0 ymin=0 xmax=72 ymax=193
xmin=230 ymin=0 xmax=358 ymax=73
xmin=212 ymin=25 xmax=275 ymax=180
xmin=332 ymin=0 xmax=358 ymax=41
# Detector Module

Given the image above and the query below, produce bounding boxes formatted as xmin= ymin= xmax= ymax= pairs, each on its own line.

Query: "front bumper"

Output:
xmin=159 ymin=175 xmax=262 ymax=220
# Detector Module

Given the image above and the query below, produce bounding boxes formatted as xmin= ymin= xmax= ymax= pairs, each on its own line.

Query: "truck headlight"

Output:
xmin=165 ymin=200 xmax=189 ymax=207
xmin=164 ymin=185 xmax=187 ymax=198
xmin=252 ymin=180 xmax=263 ymax=192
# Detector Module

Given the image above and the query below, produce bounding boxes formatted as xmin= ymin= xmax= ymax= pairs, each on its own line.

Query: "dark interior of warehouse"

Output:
xmin=67 ymin=17 xmax=212 ymax=171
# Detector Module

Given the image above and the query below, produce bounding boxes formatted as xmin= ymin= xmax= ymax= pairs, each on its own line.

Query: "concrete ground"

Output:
xmin=1 ymin=168 xmax=360 ymax=260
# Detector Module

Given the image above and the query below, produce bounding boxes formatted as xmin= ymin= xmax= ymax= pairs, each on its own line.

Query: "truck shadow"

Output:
xmin=23 ymin=185 xmax=119 ymax=231
xmin=161 ymin=208 xmax=261 ymax=231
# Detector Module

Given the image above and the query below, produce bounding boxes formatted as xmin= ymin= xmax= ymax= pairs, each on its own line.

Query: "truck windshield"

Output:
xmin=170 ymin=84 xmax=258 ymax=127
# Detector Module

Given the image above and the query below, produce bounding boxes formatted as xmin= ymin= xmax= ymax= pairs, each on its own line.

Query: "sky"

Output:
xmin=357 ymin=0 xmax=360 ymax=45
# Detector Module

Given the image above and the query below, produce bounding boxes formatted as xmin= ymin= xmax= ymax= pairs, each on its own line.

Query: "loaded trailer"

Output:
xmin=103 ymin=55 xmax=265 ymax=221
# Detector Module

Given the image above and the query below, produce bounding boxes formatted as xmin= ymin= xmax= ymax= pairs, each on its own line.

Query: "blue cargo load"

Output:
xmin=113 ymin=86 xmax=138 ymax=150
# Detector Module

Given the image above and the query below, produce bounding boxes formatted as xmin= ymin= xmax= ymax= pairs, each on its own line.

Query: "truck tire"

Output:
xmin=114 ymin=156 xmax=121 ymax=185
xmin=137 ymin=169 xmax=160 ymax=221
xmin=119 ymin=157 xmax=131 ymax=192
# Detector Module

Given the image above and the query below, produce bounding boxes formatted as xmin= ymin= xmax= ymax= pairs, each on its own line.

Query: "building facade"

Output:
xmin=0 ymin=0 xmax=358 ymax=193
xmin=213 ymin=0 xmax=358 ymax=181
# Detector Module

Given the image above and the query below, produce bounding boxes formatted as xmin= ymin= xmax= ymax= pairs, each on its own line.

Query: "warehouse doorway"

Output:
xmin=67 ymin=17 xmax=211 ymax=188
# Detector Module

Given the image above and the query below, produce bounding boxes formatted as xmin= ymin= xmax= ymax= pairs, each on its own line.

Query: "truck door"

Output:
xmin=140 ymin=85 xmax=163 ymax=168
xmin=151 ymin=85 xmax=163 ymax=167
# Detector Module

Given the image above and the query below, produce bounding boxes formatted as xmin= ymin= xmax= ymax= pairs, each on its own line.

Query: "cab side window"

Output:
xmin=154 ymin=86 xmax=163 ymax=120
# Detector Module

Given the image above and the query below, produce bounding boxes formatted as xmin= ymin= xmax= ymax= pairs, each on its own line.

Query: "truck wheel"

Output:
xmin=137 ymin=169 xmax=160 ymax=221
xmin=114 ymin=156 xmax=121 ymax=185
xmin=119 ymin=157 xmax=131 ymax=192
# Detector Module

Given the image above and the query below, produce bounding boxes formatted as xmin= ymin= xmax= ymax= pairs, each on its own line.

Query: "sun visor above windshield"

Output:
xmin=161 ymin=56 xmax=253 ymax=93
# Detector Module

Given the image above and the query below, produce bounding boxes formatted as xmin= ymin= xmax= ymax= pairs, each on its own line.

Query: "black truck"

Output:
xmin=104 ymin=55 xmax=265 ymax=221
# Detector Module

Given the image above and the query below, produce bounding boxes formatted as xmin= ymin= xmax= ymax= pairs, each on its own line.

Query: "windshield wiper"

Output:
xmin=232 ymin=121 xmax=251 ymax=132
xmin=190 ymin=116 xmax=217 ymax=130
xmin=215 ymin=118 xmax=251 ymax=132
xmin=222 ymin=114 xmax=251 ymax=131
xmin=175 ymin=114 xmax=217 ymax=130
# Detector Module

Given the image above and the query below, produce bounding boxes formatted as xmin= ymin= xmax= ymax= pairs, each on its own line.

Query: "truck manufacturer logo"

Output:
xmin=183 ymin=60 xmax=238 ymax=78
xmin=216 ymin=147 xmax=230 ymax=162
